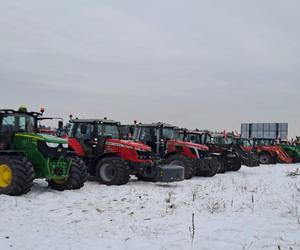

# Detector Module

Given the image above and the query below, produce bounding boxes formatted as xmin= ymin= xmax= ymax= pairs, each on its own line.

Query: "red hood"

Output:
xmin=168 ymin=140 xmax=209 ymax=151
xmin=107 ymin=139 xmax=151 ymax=151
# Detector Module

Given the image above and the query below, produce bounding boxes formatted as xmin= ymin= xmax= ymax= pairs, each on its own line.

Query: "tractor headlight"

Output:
xmin=46 ymin=142 xmax=59 ymax=148
xmin=62 ymin=144 xmax=68 ymax=148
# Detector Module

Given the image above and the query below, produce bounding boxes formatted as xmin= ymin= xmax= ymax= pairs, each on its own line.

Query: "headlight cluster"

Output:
xmin=137 ymin=150 xmax=151 ymax=160
xmin=46 ymin=142 xmax=68 ymax=148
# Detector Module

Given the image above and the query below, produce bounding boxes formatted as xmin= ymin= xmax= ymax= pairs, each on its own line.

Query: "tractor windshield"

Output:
xmin=238 ymin=139 xmax=253 ymax=147
xmin=185 ymin=134 xmax=202 ymax=144
xmin=0 ymin=113 xmax=36 ymax=134
xmin=213 ymin=136 xmax=234 ymax=145
xmin=254 ymin=139 xmax=275 ymax=146
xmin=162 ymin=128 xmax=175 ymax=140
xmin=100 ymin=124 xmax=120 ymax=139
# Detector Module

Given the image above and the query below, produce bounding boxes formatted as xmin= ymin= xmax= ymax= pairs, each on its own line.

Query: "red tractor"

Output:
xmin=248 ymin=138 xmax=293 ymax=165
xmin=177 ymin=130 xmax=248 ymax=173
xmin=132 ymin=123 xmax=218 ymax=179
xmin=67 ymin=118 xmax=184 ymax=185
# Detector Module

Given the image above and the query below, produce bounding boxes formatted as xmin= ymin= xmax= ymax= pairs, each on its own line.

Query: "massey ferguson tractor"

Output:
xmin=177 ymin=130 xmax=253 ymax=173
xmin=0 ymin=107 xmax=88 ymax=196
xmin=250 ymin=138 xmax=293 ymax=164
xmin=132 ymin=123 xmax=218 ymax=179
xmin=210 ymin=133 xmax=260 ymax=168
xmin=67 ymin=118 xmax=184 ymax=185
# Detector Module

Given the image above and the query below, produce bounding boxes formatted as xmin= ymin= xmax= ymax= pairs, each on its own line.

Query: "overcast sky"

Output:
xmin=0 ymin=0 xmax=299 ymax=137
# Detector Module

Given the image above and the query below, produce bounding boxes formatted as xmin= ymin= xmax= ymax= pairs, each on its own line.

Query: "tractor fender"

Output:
xmin=94 ymin=152 xmax=121 ymax=165
xmin=259 ymin=150 xmax=274 ymax=157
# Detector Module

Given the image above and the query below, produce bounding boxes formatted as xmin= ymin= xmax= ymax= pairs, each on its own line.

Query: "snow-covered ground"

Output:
xmin=1 ymin=164 xmax=300 ymax=250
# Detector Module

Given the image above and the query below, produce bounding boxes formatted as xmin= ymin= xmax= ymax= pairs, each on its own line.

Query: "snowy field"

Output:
xmin=1 ymin=164 xmax=300 ymax=250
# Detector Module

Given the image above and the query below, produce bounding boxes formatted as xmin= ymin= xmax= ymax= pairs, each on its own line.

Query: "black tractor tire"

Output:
xmin=228 ymin=158 xmax=242 ymax=171
xmin=48 ymin=156 xmax=88 ymax=191
xmin=0 ymin=155 xmax=35 ymax=196
xmin=96 ymin=156 xmax=130 ymax=185
xmin=194 ymin=158 xmax=217 ymax=177
xmin=259 ymin=153 xmax=273 ymax=165
xmin=165 ymin=154 xmax=194 ymax=179
xmin=216 ymin=158 xmax=226 ymax=174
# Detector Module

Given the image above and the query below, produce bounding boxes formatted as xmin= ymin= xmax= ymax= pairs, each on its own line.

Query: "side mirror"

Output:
xmin=80 ymin=124 xmax=87 ymax=134
xmin=58 ymin=121 xmax=63 ymax=130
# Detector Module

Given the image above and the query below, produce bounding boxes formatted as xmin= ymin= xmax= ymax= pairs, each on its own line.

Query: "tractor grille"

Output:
xmin=38 ymin=141 xmax=67 ymax=159
xmin=137 ymin=150 xmax=151 ymax=160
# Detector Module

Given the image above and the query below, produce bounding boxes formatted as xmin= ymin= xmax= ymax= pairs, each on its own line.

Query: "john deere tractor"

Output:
xmin=279 ymin=141 xmax=300 ymax=163
xmin=0 ymin=107 xmax=88 ymax=196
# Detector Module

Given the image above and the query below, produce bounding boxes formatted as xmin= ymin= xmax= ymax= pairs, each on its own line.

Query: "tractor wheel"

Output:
xmin=216 ymin=158 xmax=226 ymax=174
xmin=165 ymin=154 xmax=194 ymax=179
xmin=194 ymin=158 xmax=217 ymax=177
xmin=0 ymin=155 xmax=35 ymax=196
xmin=48 ymin=156 xmax=88 ymax=191
xmin=228 ymin=158 xmax=242 ymax=171
xmin=96 ymin=156 xmax=130 ymax=185
xmin=259 ymin=153 xmax=273 ymax=165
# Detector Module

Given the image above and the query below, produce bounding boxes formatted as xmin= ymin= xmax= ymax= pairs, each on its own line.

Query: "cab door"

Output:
xmin=74 ymin=123 xmax=96 ymax=155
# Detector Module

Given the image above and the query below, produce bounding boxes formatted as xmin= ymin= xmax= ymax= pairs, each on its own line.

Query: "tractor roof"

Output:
xmin=252 ymin=138 xmax=274 ymax=141
xmin=70 ymin=118 xmax=119 ymax=124
xmin=175 ymin=128 xmax=212 ymax=135
xmin=0 ymin=109 xmax=41 ymax=117
xmin=136 ymin=122 xmax=176 ymax=128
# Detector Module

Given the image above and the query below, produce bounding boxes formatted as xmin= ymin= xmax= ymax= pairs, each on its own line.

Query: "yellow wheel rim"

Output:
xmin=52 ymin=179 xmax=66 ymax=184
xmin=0 ymin=164 xmax=13 ymax=188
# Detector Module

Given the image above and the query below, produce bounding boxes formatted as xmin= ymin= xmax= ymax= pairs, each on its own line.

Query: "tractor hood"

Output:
xmin=106 ymin=139 xmax=151 ymax=151
xmin=15 ymin=133 xmax=68 ymax=144
xmin=171 ymin=140 xmax=209 ymax=151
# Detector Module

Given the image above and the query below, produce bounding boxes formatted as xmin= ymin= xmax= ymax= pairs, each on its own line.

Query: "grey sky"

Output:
xmin=1 ymin=0 xmax=299 ymax=137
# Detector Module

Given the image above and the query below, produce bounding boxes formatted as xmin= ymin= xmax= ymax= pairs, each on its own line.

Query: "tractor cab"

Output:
xmin=133 ymin=122 xmax=176 ymax=157
xmin=68 ymin=118 xmax=122 ymax=156
xmin=0 ymin=108 xmax=37 ymax=149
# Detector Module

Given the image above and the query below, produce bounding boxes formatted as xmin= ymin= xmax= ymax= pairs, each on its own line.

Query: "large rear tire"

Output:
xmin=0 ymin=155 xmax=35 ymax=196
xmin=48 ymin=156 xmax=88 ymax=191
xmin=165 ymin=154 xmax=194 ymax=179
xmin=96 ymin=156 xmax=130 ymax=185
xmin=259 ymin=153 xmax=273 ymax=165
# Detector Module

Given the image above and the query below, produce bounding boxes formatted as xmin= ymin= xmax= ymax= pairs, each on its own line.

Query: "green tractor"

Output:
xmin=0 ymin=107 xmax=88 ymax=196
xmin=280 ymin=142 xmax=300 ymax=163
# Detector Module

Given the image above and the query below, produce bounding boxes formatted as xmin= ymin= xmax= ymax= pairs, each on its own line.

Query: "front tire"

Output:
xmin=194 ymin=158 xmax=217 ymax=177
xmin=165 ymin=154 xmax=194 ymax=179
xmin=0 ymin=155 xmax=35 ymax=196
xmin=96 ymin=156 xmax=130 ymax=185
xmin=259 ymin=153 xmax=273 ymax=165
xmin=48 ymin=156 xmax=88 ymax=191
xmin=228 ymin=158 xmax=242 ymax=171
